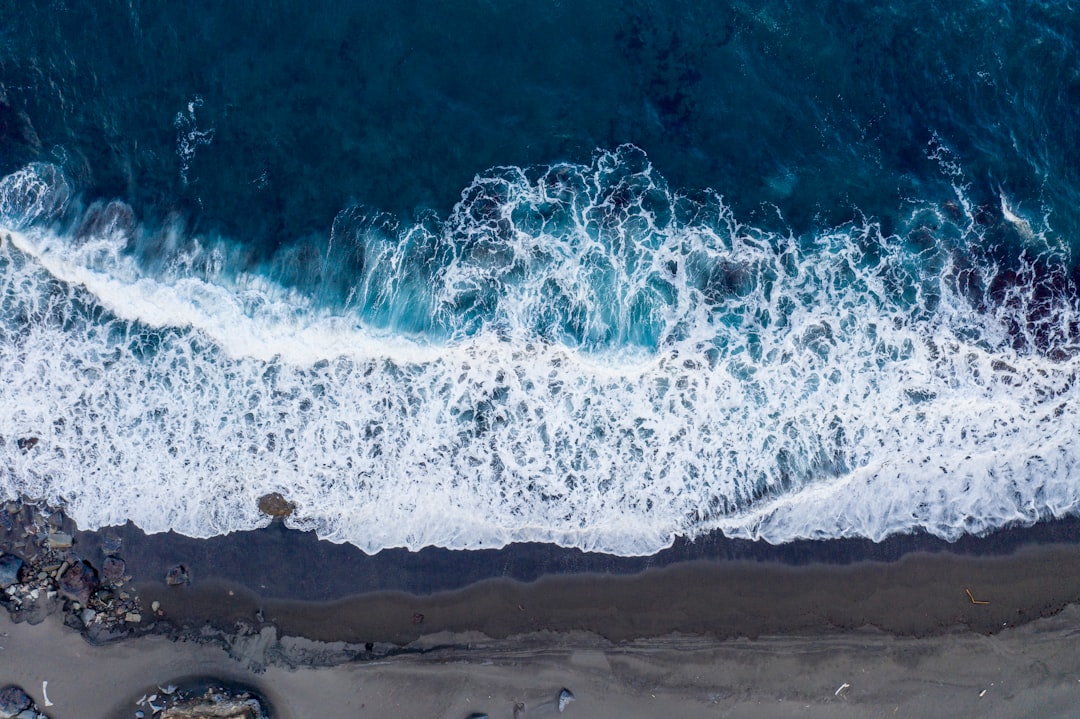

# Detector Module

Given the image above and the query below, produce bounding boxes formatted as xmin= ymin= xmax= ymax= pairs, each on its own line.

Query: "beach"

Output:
xmin=3 ymin=2 xmax=1080 ymax=716
xmin=4 ymin=508 xmax=1080 ymax=718
xmin=5 ymin=556 xmax=1080 ymax=719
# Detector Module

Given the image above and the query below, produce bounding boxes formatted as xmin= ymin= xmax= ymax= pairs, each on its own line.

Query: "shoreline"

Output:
xmin=1 ymin=504 xmax=1078 ymax=643
xmin=3 ymin=505 xmax=1080 ymax=716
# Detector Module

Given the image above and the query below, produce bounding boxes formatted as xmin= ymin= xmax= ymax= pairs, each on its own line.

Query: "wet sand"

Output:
xmin=4 ymin=515 xmax=1080 ymax=717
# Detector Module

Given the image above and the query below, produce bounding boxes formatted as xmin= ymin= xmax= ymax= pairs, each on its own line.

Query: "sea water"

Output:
xmin=0 ymin=0 xmax=1077 ymax=554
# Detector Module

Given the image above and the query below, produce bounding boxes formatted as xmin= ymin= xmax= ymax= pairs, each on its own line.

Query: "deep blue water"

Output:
xmin=0 ymin=0 xmax=1078 ymax=553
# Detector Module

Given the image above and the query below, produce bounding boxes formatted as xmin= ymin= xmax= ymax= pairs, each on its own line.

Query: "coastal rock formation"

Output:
xmin=0 ymin=503 xmax=145 ymax=638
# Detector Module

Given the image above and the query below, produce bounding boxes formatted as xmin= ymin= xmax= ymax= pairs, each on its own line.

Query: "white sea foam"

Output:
xmin=0 ymin=157 xmax=1078 ymax=555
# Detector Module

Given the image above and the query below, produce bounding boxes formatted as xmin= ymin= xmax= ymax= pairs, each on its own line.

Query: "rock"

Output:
xmin=165 ymin=564 xmax=190 ymax=586
xmin=160 ymin=695 xmax=261 ymax=719
xmin=0 ymin=685 xmax=31 ymax=718
xmin=15 ymin=437 xmax=38 ymax=452
xmin=411 ymin=612 xmax=425 ymax=625
xmin=467 ymin=714 xmax=490 ymax=719
xmin=46 ymin=532 xmax=73 ymax=549
xmin=257 ymin=492 xmax=295 ymax=518
xmin=152 ymin=601 xmax=161 ymax=612
xmin=0 ymin=554 xmax=22 ymax=588
xmin=58 ymin=560 xmax=99 ymax=605
xmin=125 ymin=612 xmax=142 ymax=623
xmin=101 ymin=556 xmax=125 ymax=583
xmin=558 ymin=688 xmax=575 ymax=712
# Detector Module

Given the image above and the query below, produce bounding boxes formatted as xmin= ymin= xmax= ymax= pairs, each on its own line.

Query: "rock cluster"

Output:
xmin=0 ymin=501 xmax=146 ymax=638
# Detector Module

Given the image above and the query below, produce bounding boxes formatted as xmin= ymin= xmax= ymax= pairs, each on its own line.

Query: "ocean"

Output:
xmin=1 ymin=0 xmax=1078 ymax=555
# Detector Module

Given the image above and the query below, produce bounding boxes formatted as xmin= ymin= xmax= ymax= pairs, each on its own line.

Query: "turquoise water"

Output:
xmin=0 ymin=0 xmax=1078 ymax=553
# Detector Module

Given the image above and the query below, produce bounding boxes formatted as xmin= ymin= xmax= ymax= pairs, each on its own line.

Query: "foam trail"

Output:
xmin=1 ymin=153 xmax=1079 ymax=555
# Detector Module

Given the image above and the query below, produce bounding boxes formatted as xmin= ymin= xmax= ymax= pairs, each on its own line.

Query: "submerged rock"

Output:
xmin=256 ymin=493 xmax=295 ymax=518
xmin=15 ymin=437 xmax=38 ymax=452
xmin=557 ymin=688 xmax=575 ymax=712
xmin=0 ymin=554 xmax=22 ymax=588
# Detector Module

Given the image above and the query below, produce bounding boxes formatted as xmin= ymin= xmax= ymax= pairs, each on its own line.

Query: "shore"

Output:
xmin=3 ymin=505 xmax=1080 ymax=717
xmin=6 ymin=600 xmax=1080 ymax=718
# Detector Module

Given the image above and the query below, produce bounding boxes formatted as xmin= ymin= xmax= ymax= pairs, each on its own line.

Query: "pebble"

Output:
xmin=125 ymin=612 xmax=142 ymax=623
xmin=152 ymin=601 xmax=161 ymax=612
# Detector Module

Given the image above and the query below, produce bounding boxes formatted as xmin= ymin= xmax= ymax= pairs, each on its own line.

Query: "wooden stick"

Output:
xmin=965 ymin=587 xmax=990 ymax=605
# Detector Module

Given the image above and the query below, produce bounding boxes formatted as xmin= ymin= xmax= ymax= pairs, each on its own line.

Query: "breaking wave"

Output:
xmin=1 ymin=147 xmax=1078 ymax=554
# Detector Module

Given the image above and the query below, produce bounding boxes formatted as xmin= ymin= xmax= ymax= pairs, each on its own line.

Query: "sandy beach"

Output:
xmin=5 ymin=595 xmax=1080 ymax=718
xmin=3 ymin=509 xmax=1080 ymax=718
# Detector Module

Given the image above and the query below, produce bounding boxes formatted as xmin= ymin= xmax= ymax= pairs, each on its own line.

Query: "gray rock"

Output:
xmin=0 ymin=685 xmax=31 ymax=718
xmin=0 ymin=554 xmax=22 ymax=588
xmin=46 ymin=532 xmax=73 ymax=549
xmin=558 ymin=688 xmax=575 ymax=712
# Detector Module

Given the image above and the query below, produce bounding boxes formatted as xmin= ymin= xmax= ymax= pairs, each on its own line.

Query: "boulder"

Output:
xmin=101 ymin=556 xmax=126 ymax=583
xmin=257 ymin=492 xmax=295 ymax=518
xmin=59 ymin=560 xmax=99 ymax=605
xmin=0 ymin=685 xmax=31 ymax=718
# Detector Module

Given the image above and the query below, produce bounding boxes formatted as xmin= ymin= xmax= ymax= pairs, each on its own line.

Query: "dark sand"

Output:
xmin=3 ymin=516 xmax=1080 ymax=717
